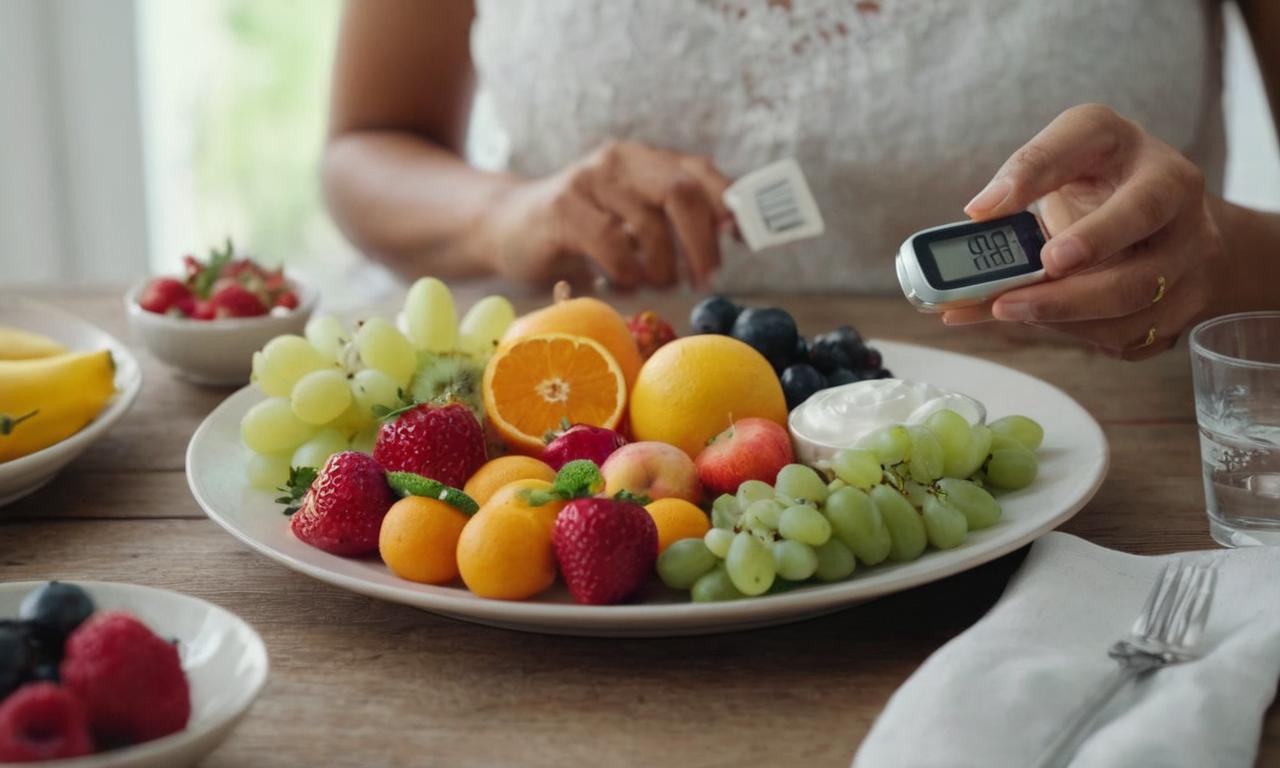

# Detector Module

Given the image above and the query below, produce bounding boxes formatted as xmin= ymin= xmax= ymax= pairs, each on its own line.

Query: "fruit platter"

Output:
xmin=186 ymin=281 xmax=1108 ymax=636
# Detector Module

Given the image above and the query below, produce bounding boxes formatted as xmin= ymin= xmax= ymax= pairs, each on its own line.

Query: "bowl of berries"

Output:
xmin=0 ymin=580 xmax=267 ymax=766
xmin=125 ymin=241 xmax=317 ymax=385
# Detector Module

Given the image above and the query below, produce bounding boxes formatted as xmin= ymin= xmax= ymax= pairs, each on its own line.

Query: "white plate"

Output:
xmin=186 ymin=340 xmax=1109 ymax=637
xmin=0 ymin=581 xmax=268 ymax=768
xmin=0 ymin=299 xmax=143 ymax=506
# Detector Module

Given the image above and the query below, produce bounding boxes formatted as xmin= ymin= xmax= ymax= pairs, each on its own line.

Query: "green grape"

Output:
xmin=710 ymin=494 xmax=742 ymax=529
xmin=827 ymin=477 xmax=848 ymax=493
xmin=823 ymin=486 xmax=892 ymax=566
xmin=986 ymin=445 xmax=1039 ymax=490
xmin=813 ymin=538 xmax=857 ymax=582
xmin=936 ymin=478 xmax=1002 ymax=530
xmin=860 ymin=425 xmax=912 ymax=466
xmin=831 ymin=448 xmax=882 ymax=489
xmin=922 ymin=495 xmax=969 ymax=550
xmin=657 ymin=539 xmax=718 ymax=589
xmin=772 ymin=540 xmax=819 ymax=581
xmin=778 ymin=505 xmax=832 ymax=546
xmin=704 ymin=527 xmax=734 ymax=558
xmin=458 ymin=295 xmax=515 ymax=357
xmin=989 ymin=415 xmax=1044 ymax=451
xmin=744 ymin=499 xmax=784 ymax=532
xmin=246 ymin=451 xmax=291 ymax=490
xmin=774 ymin=463 xmax=829 ymax=506
xmin=926 ymin=409 xmax=975 ymax=478
xmin=691 ymin=565 xmax=745 ymax=602
xmin=725 ymin=532 xmax=776 ymax=596
xmin=290 ymin=369 xmax=353 ymax=425
xmin=262 ymin=334 xmax=327 ymax=386
xmin=305 ymin=314 xmax=349 ymax=363
xmin=350 ymin=427 xmax=378 ymax=455
xmin=351 ymin=368 xmax=402 ymax=415
xmin=870 ymin=484 xmax=927 ymax=562
xmin=403 ymin=277 xmax=458 ymax=352
xmin=356 ymin=317 xmax=416 ymax=386
xmin=291 ymin=428 xmax=349 ymax=470
xmin=950 ymin=424 xmax=993 ymax=480
xmin=736 ymin=479 xmax=776 ymax=508
xmin=906 ymin=426 xmax=944 ymax=484
xmin=240 ymin=397 xmax=315 ymax=454
xmin=903 ymin=480 xmax=930 ymax=509
xmin=250 ymin=351 xmax=292 ymax=398
xmin=990 ymin=434 xmax=1024 ymax=453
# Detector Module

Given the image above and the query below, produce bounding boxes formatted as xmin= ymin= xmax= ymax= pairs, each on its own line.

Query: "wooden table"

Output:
xmin=3 ymin=287 xmax=1276 ymax=767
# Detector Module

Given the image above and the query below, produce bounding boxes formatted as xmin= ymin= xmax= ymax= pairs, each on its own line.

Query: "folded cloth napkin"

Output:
xmin=854 ymin=532 xmax=1280 ymax=768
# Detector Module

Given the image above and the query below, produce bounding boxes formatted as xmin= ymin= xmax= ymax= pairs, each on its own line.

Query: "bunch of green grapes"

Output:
xmin=241 ymin=278 xmax=514 ymax=490
xmin=655 ymin=410 xmax=1044 ymax=602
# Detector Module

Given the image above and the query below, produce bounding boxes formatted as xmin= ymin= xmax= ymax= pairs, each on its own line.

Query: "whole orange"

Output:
xmin=378 ymin=496 xmax=469 ymax=584
xmin=645 ymin=498 xmax=711 ymax=554
xmin=463 ymin=456 xmax=556 ymax=507
xmin=481 ymin=478 xmax=566 ymax=530
xmin=629 ymin=335 xmax=787 ymax=458
xmin=455 ymin=478 xmax=565 ymax=600
xmin=502 ymin=288 xmax=642 ymax=388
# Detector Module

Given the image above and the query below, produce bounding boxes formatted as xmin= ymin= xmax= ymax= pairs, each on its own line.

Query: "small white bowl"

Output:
xmin=0 ymin=299 xmax=143 ymax=507
xmin=0 ymin=581 xmax=268 ymax=768
xmin=124 ymin=275 xmax=317 ymax=386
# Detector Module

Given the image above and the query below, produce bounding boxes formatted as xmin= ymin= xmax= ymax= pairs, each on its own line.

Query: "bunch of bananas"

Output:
xmin=1 ymin=327 xmax=116 ymax=462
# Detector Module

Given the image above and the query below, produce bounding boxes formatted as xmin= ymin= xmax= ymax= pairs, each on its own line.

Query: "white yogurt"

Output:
xmin=788 ymin=378 xmax=986 ymax=464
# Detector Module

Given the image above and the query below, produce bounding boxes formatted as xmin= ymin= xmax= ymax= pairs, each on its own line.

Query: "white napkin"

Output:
xmin=854 ymin=533 xmax=1280 ymax=768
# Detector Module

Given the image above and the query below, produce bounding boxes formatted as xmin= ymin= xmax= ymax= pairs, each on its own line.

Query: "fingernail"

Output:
xmin=964 ymin=178 xmax=1012 ymax=215
xmin=993 ymin=301 xmax=1031 ymax=321
xmin=1046 ymin=236 xmax=1087 ymax=274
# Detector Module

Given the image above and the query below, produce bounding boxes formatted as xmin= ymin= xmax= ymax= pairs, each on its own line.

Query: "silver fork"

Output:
xmin=1031 ymin=559 xmax=1219 ymax=768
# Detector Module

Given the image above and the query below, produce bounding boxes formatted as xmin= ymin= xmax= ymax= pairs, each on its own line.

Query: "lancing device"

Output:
xmin=896 ymin=210 xmax=1048 ymax=312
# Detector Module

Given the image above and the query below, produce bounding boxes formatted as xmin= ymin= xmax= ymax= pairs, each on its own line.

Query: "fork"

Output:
xmin=1030 ymin=559 xmax=1219 ymax=768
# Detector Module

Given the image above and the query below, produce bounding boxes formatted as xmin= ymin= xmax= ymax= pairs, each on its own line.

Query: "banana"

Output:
xmin=0 ymin=326 xmax=68 ymax=360
xmin=0 ymin=350 xmax=116 ymax=462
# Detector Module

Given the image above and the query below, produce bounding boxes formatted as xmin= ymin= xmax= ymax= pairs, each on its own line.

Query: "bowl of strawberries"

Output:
xmin=125 ymin=241 xmax=316 ymax=385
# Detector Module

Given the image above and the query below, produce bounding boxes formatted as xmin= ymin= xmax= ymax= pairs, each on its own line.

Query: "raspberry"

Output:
xmin=0 ymin=683 xmax=93 ymax=762
xmin=60 ymin=612 xmax=190 ymax=744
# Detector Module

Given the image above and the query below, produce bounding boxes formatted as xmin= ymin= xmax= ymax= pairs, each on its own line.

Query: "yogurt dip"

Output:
xmin=788 ymin=379 xmax=985 ymax=465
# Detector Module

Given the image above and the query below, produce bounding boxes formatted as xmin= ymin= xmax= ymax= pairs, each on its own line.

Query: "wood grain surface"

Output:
xmin=2 ymin=287 xmax=1275 ymax=767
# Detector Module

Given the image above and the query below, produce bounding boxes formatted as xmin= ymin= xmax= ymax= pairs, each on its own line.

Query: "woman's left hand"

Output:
xmin=945 ymin=103 xmax=1227 ymax=360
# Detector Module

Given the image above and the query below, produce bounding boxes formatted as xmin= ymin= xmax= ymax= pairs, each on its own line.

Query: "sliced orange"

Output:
xmin=483 ymin=333 xmax=627 ymax=453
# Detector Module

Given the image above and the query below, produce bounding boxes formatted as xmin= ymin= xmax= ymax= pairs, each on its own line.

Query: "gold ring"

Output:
xmin=1152 ymin=276 xmax=1166 ymax=305
xmin=1140 ymin=326 xmax=1157 ymax=348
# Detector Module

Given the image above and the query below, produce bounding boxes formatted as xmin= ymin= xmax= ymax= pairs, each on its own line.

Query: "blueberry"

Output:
xmin=863 ymin=347 xmax=883 ymax=371
xmin=0 ymin=621 xmax=32 ymax=699
xmin=873 ymin=368 xmax=894 ymax=379
xmin=689 ymin=295 xmax=740 ymax=335
xmin=19 ymin=581 xmax=94 ymax=645
xmin=780 ymin=364 xmax=826 ymax=410
xmin=793 ymin=336 xmax=810 ymax=364
xmin=809 ymin=338 xmax=854 ymax=374
xmin=826 ymin=368 xmax=860 ymax=387
xmin=29 ymin=659 xmax=59 ymax=683
xmin=731 ymin=307 xmax=798 ymax=362
xmin=830 ymin=325 xmax=864 ymax=355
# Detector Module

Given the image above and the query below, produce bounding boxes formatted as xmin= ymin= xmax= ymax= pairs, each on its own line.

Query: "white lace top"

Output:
xmin=472 ymin=0 xmax=1224 ymax=293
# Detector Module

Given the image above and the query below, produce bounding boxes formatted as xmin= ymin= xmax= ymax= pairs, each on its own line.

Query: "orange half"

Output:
xmin=483 ymin=333 xmax=627 ymax=453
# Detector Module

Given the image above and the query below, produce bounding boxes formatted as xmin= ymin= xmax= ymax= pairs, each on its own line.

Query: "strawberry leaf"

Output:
xmin=275 ymin=465 xmax=318 ymax=516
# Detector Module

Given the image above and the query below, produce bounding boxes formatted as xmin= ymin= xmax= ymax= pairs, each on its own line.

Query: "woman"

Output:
xmin=323 ymin=0 xmax=1280 ymax=360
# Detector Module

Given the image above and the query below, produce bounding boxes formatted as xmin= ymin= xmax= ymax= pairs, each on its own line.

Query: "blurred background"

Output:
xmin=2 ymin=0 xmax=1278 ymax=305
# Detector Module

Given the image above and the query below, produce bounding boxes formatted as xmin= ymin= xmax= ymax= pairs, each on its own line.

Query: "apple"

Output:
xmin=601 ymin=441 xmax=702 ymax=504
xmin=695 ymin=418 xmax=794 ymax=496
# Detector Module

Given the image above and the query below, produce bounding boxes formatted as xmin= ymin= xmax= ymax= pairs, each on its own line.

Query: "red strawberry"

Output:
xmin=541 ymin=423 xmax=627 ymax=471
xmin=695 ymin=417 xmax=794 ymax=496
xmin=374 ymin=403 xmax=486 ymax=488
xmin=553 ymin=498 xmax=658 ymax=605
xmin=137 ymin=277 xmax=192 ymax=314
xmin=181 ymin=254 xmax=202 ymax=280
xmin=190 ymin=299 xmax=217 ymax=321
xmin=290 ymin=451 xmax=395 ymax=556
xmin=627 ymin=310 xmax=677 ymax=360
xmin=210 ymin=282 xmax=266 ymax=318
xmin=273 ymin=290 xmax=299 ymax=310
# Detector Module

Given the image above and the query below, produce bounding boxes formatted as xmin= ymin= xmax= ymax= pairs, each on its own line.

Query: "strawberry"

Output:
xmin=541 ymin=422 xmax=627 ymax=471
xmin=210 ymin=282 xmax=266 ymax=318
xmin=137 ymin=277 xmax=192 ymax=314
xmin=289 ymin=452 xmax=394 ymax=556
xmin=190 ymin=300 xmax=216 ymax=321
xmin=627 ymin=310 xmax=677 ymax=360
xmin=273 ymin=290 xmax=299 ymax=310
xmin=374 ymin=402 xmax=486 ymax=489
xmin=553 ymin=497 xmax=658 ymax=605
xmin=695 ymin=417 xmax=794 ymax=496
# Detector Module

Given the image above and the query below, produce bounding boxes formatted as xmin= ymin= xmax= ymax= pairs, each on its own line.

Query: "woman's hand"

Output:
xmin=479 ymin=140 xmax=732 ymax=289
xmin=946 ymin=103 xmax=1228 ymax=360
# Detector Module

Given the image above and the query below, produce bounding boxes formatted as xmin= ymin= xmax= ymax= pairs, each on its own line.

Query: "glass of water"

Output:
xmin=1191 ymin=312 xmax=1280 ymax=546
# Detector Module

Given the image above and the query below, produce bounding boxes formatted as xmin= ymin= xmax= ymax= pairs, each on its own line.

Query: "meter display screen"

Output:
xmin=929 ymin=226 xmax=1028 ymax=283
xmin=912 ymin=211 xmax=1045 ymax=290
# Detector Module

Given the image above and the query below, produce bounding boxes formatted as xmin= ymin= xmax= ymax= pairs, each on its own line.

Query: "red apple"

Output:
xmin=695 ymin=418 xmax=794 ymax=496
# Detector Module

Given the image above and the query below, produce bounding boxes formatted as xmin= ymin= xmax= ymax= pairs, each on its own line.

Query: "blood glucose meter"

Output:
xmin=896 ymin=211 xmax=1047 ymax=312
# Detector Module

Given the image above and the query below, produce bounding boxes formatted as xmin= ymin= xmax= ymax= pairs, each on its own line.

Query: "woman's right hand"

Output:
xmin=479 ymin=140 xmax=733 ymax=289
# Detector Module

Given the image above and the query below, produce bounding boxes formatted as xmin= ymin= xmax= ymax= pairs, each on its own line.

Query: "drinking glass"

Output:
xmin=1191 ymin=312 xmax=1280 ymax=546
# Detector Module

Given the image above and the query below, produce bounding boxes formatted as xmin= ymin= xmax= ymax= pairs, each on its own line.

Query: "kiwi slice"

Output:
xmin=409 ymin=352 xmax=486 ymax=422
xmin=385 ymin=472 xmax=479 ymax=515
